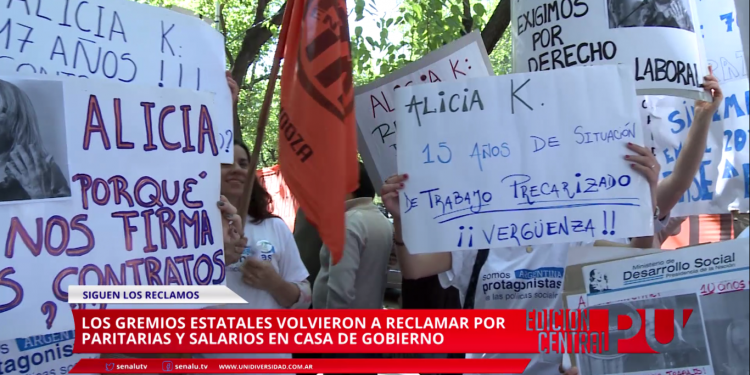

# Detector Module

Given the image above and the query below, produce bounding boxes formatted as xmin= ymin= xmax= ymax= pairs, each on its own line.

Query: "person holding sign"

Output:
xmin=219 ymin=140 xmax=310 ymax=309
xmin=193 ymin=140 xmax=311 ymax=373
xmin=382 ymin=73 xmax=724 ymax=374
xmin=628 ymin=70 xmax=725 ymax=246
xmin=383 ymin=141 xmax=661 ymax=375
xmin=385 ymin=66 xmax=725 ymax=371
xmin=0 ymin=79 xmax=71 ymax=202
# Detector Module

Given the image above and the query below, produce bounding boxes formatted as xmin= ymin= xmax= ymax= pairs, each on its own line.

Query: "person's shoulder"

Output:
xmin=264 ymin=217 xmax=292 ymax=233
xmin=246 ymin=217 xmax=291 ymax=235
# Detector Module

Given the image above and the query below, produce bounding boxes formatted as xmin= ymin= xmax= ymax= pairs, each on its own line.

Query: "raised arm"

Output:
xmin=621 ymin=143 xmax=661 ymax=248
xmin=655 ymin=71 xmax=723 ymax=219
xmin=382 ymin=174 xmax=452 ymax=280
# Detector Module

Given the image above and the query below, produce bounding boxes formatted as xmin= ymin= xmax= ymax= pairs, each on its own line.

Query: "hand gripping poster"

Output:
xmin=639 ymin=0 xmax=749 ymax=216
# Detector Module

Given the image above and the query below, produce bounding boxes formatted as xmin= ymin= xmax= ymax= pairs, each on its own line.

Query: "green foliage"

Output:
xmin=139 ymin=0 xmax=512 ymax=167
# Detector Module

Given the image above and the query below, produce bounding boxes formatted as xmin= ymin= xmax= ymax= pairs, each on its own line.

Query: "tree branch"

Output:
xmin=480 ymin=0 xmax=511 ymax=55
xmin=254 ymin=0 xmax=269 ymax=24
xmin=230 ymin=2 xmax=286 ymax=89
xmin=219 ymin=3 xmax=234 ymax=66
xmin=461 ymin=0 xmax=473 ymax=36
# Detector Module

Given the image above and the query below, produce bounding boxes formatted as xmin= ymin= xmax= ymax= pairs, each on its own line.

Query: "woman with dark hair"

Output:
xmin=724 ymin=319 xmax=750 ymax=375
xmin=195 ymin=140 xmax=311 ymax=372
xmin=0 ymin=79 xmax=70 ymax=202
xmin=221 ymin=140 xmax=310 ymax=308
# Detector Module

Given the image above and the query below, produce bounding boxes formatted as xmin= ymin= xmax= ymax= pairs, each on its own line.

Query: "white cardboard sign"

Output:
xmin=640 ymin=0 xmax=749 ymax=216
xmin=0 ymin=0 xmax=234 ymax=163
xmin=395 ymin=65 xmax=654 ymax=253
xmin=355 ymin=32 xmax=493 ymax=191
xmin=0 ymin=77 xmax=223 ymax=340
xmin=512 ymin=0 xmax=709 ymax=100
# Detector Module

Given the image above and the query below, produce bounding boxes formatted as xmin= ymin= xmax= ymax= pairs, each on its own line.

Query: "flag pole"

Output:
xmin=237 ymin=2 xmax=294 ymax=226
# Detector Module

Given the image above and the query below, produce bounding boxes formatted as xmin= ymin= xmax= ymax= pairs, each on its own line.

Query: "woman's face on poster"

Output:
xmin=730 ymin=324 xmax=749 ymax=359
xmin=0 ymin=88 xmax=14 ymax=161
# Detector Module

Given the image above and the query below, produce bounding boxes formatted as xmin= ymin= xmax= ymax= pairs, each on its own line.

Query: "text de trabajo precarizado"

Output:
xmin=81 ymin=316 xmax=505 ymax=330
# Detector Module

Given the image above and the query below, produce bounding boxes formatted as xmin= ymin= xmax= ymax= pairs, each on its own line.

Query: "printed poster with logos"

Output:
xmin=0 ymin=76 xmax=224 ymax=341
xmin=511 ymin=0 xmax=709 ymax=100
xmin=0 ymin=331 xmax=97 ymax=375
xmin=641 ymin=0 xmax=749 ymax=216
xmin=395 ymin=65 xmax=654 ymax=253
xmin=0 ymin=0 xmax=235 ymax=163
xmin=355 ymin=31 xmax=494 ymax=191
xmin=572 ymin=239 xmax=750 ymax=375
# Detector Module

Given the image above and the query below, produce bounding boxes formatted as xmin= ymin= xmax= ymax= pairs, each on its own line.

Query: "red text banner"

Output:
xmin=72 ymin=309 xmax=610 ymax=354
xmin=69 ymin=358 xmax=532 ymax=374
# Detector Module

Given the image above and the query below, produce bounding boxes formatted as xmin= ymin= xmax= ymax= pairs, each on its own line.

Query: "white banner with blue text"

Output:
xmin=395 ymin=65 xmax=654 ymax=254
xmin=640 ymin=0 xmax=749 ymax=216
xmin=583 ymin=239 xmax=749 ymax=304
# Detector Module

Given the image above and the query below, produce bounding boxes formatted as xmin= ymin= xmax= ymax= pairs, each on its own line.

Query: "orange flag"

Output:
xmin=277 ymin=0 xmax=359 ymax=264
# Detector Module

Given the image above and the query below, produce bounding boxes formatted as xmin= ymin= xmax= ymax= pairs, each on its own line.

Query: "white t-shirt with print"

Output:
xmin=440 ymin=243 xmax=577 ymax=375
xmin=195 ymin=217 xmax=309 ymax=373
xmin=438 ymin=217 xmax=669 ymax=375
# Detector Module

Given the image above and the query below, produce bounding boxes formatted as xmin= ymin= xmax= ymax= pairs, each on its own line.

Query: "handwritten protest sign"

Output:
xmin=639 ymin=0 xmax=749 ymax=216
xmin=0 ymin=0 xmax=234 ymax=163
xmin=395 ymin=65 xmax=653 ymax=253
xmin=0 ymin=77 xmax=223 ymax=340
xmin=644 ymin=80 xmax=749 ymax=216
xmin=355 ymin=31 xmax=493 ymax=190
xmin=511 ymin=0 xmax=708 ymax=100
xmin=0 ymin=331 xmax=97 ymax=375
xmin=698 ymin=0 xmax=746 ymax=82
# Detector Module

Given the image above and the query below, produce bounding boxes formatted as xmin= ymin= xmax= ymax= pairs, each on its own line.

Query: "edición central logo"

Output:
xmin=616 ymin=309 xmax=694 ymax=354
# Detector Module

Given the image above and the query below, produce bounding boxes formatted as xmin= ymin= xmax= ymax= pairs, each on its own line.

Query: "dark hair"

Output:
xmin=234 ymin=140 xmax=276 ymax=224
xmin=353 ymin=162 xmax=375 ymax=199
xmin=0 ymin=79 xmax=44 ymax=159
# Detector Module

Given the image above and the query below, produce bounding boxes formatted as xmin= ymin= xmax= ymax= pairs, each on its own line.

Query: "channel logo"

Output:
xmin=616 ymin=308 xmax=694 ymax=353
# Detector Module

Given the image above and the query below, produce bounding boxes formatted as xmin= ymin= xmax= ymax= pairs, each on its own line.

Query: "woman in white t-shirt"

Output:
xmin=194 ymin=141 xmax=311 ymax=371
xmin=381 ymin=142 xmax=663 ymax=375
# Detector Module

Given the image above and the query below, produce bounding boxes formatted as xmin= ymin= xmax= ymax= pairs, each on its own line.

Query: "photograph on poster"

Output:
xmin=700 ymin=290 xmax=750 ymax=375
xmin=608 ymin=0 xmax=695 ymax=31
xmin=578 ymin=294 xmax=711 ymax=375
xmin=0 ymin=79 xmax=71 ymax=203
xmin=588 ymin=268 xmax=611 ymax=294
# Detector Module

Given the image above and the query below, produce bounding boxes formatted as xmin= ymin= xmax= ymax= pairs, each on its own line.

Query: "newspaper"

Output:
xmin=574 ymin=240 xmax=750 ymax=375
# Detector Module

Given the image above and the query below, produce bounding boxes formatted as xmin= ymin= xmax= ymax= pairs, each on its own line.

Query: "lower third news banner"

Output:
xmin=63 ymin=308 xmax=704 ymax=373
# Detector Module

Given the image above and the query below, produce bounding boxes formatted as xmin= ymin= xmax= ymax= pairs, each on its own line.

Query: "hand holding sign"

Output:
xmin=226 ymin=71 xmax=240 ymax=105
xmin=381 ymin=174 xmax=408 ymax=220
xmin=694 ymin=68 xmax=724 ymax=118
xmin=219 ymin=195 xmax=243 ymax=260
xmin=625 ymin=142 xmax=660 ymax=211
